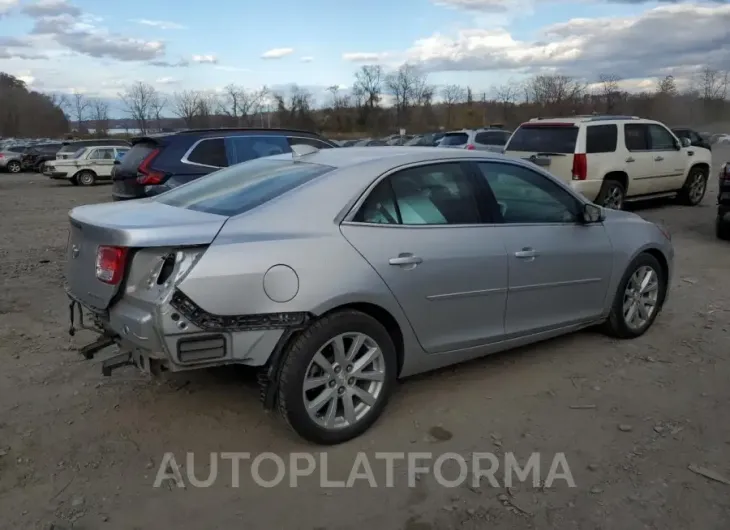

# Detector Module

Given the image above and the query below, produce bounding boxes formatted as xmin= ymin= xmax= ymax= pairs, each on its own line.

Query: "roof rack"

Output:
xmin=587 ymin=115 xmax=640 ymax=121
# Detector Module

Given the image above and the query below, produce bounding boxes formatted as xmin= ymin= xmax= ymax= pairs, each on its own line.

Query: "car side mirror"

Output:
xmin=680 ymin=137 xmax=691 ymax=148
xmin=582 ymin=203 xmax=605 ymax=224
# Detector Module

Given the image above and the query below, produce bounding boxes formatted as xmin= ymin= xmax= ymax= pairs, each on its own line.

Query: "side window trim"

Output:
xmin=181 ymin=136 xmax=226 ymax=169
xmin=343 ymin=160 xmax=490 ymax=227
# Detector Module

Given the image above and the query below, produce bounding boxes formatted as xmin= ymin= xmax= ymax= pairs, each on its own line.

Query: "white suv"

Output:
xmin=503 ymin=115 xmax=712 ymax=209
xmin=438 ymin=128 xmax=512 ymax=153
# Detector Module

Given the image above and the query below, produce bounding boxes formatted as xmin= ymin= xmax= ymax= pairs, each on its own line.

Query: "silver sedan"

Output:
xmin=65 ymin=146 xmax=674 ymax=444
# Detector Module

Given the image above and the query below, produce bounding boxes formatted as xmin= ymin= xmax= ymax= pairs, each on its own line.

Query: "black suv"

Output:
xmin=111 ymin=128 xmax=337 ymax=201
xmin=671 ymin=128 xmax=712 ymax=151
xmin=22 ymin=142 xmax=62 ymax=171
xmin=717 ymin=162 xmax=730 ymax=240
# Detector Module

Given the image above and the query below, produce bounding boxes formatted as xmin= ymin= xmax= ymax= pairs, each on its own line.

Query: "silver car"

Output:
xmin=0 ymin=145 xmax=27 ymax=173
xmin=438 ymin=128 xmax=512 ymax=153
xmin=66 ymin=146 xmax=673 ymax=444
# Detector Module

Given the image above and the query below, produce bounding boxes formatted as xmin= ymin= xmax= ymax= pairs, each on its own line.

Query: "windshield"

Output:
xmin=440 ymin=133 xmax=468 ymax=146
xmin=156 ymin=158 xmax=336 ymax=217
xmin=506 ymin=125 xmax=578 ymax=153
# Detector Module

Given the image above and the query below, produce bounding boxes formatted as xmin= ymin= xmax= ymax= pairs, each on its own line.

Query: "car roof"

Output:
xmin=267 ymin=145 xmax=505 ymax=169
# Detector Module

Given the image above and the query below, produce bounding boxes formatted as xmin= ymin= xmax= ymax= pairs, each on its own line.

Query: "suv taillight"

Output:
xmin=96 ymin=246 xmax=128 ymax=285
xmin=572 ymin=153 xmax=587 ymax=181
xmin=466 ymin=144 xmax=475 ymax=150
xmin=136 ymin=148 xmax=164 ymax=185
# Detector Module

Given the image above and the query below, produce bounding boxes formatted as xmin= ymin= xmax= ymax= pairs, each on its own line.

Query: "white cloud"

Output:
xmin=300 ymin=56 xmax=314 ymax=63
xmin=191 ymin=54 xmax=217 ymax=64
xmin=133 ymin=19 xmax=186 ymax=30
xmin=342 ymin=52 xmax=391 ymax=63
xmin=405 ymin=4 xmax=730 ymax=82
xmin=433 ymin=0 xmax=512 ymax=12
xmin=261 ymin=47 xmax=294 ymax=59
xmin=0 ymin=0 xmax=18 ymax=16
xmin=155 ymin=76 xmax=179 ymax=84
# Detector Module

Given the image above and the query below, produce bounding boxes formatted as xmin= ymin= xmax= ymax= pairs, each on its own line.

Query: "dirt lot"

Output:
xmin=1 ymin=150 xmax=730 ymax=530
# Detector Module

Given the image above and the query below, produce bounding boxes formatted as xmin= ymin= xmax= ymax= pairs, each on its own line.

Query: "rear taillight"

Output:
xmin=719 ymin=163 xmax=729 ymax=181
xmin=95 ymin=246 xmax=128 ymax=285
xmin=136 ymin=148 xmax=164 ymax=185
xmin=466 ymin=144 xmax=475 ymax=150
xmin=0 ymin=154 xmax=4 ymax=159
xmin=572 ymin=153 xmax=587 ymax=181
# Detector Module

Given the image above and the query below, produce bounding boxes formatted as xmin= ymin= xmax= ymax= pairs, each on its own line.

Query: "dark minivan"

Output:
xmin=57 ymin=139 xmax=131 ymax=160
xmin=111 ymin=128 xmax=337 ymax=201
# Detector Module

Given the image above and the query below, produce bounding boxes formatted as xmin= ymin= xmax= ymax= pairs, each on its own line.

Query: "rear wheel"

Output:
xmin=601 ymin=253 xmax=667 ymax=339
xmin=6 ymin=160 xmax=21 ymax=173
xmin=76 ymin=170 xmax=96 ymax=186
xmin=277 ymin=310 xmax=397 ymax=445
xmin=677 ymin=167 xmax=708 ymax=206
xmin=596 ymin=179 xmax=625 ymax=210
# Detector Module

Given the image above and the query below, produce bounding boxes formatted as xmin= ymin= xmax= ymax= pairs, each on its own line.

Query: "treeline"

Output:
xmin=0 ymin=73 xmax=69 ymax=138
xmin=105 ymin=66 xmax=728 ymax=136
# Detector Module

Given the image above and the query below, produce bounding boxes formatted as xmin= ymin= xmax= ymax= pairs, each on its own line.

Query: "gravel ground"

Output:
xmin=1 ymin=151 xmax=730 ymax=530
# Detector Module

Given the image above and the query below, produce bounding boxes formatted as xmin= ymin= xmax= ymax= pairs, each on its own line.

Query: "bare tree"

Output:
xmin=597 ymin=74 xmax=621 ymax=113
xmin=527 ymin=75 xmax=585 ymax=110
xmin=118 ymin=82 xmax=157 ymax=134
xmin=441 ymin=84 xmax=466 ymax=127
xmin=354 ymin=65 xmax=384 ymax=109
xmin=90 ymin=98 xmax=110 ymax=137
xmin=150 ymin=93 xmax=167 ymax=132
xmin=694 ymin=67 xmax=728 ymax=101
xmin=171 ymin=90 xmax=201 ymax=128
xmin=386 ymin=64 xmax=427 ymax=126
xmin=219 ymin=84 xmax=268 ymax=126
xmin=273 ymin=85 xmax=316 ymax=129
xmin=71 ymin=91 xmax=89 ymax=132
xmin=656 ymin=75 xmax=678 ymax=96
xmin=196 ymin=91 xmax=220 ymax=128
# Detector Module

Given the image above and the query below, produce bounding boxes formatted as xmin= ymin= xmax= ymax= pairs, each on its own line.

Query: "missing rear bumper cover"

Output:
xmin=170 ymin=289 xmax=312 ymax=332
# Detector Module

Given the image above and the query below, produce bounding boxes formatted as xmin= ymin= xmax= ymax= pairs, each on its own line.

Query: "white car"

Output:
xmin=438 ymin=128 xmax=512 ymax=153
xmin=44 ymin=145 xmax=130 ymax=186
xmin=503 ymin=116 xmax=713 ymax=210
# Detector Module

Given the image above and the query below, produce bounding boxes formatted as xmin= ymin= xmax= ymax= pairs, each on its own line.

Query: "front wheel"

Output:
xmin=596 ymin=179 xmax=625 ymax=210
xmin=277 ymin=310 xmax=397 ymax=445
xmin=678 ymin=167 xmax=708 ymax=206
xmin=601 ymin=253 xmax=667 ymax=339
xmin=6 ymin=161 xmax=21 ymax=173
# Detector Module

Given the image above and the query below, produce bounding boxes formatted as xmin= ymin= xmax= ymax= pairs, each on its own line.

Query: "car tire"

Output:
xmin=277 ymin=310 xmax=397 ymax=445
xmin=716 ymin=216 xmax=730 ymax=240
xmin=70 ymin=175 xmax=79 ymax=186
xmin=76 ymin=170 xmax=96 ymax=186
xmin=7 ymin=160 xmax=21 ymax=173
xmin=596 ymin=179 xmax=626 ymax=210
xmin=677 ymin=166 xmax=708 ymax=206
xmin=601 ymin=252 xmax=667 ymax=339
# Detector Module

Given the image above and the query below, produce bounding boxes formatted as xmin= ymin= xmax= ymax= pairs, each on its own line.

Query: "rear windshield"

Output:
xmin=506 ymin=125 xmax=578 ymax=154
xmin=120 ymin=142 xmax=157 ymax=172
xmin=156 ymin=158 xmax=335 ymax=217
xmin=440 ymin=133 xmax=468 ymax=146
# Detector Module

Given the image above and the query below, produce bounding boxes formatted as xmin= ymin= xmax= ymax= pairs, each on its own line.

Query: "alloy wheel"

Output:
xmin=622 ymin=265 xmax=659 ymax=330
xmin=688 ymin=171 xmax=706 ymax=204
xmin=602 ymin=184 xmax=623 ymax=210
xmin=302 ymin=332 xmax=386 ymax=430
xmin=8 ymin=161 xmax=20 ymax=173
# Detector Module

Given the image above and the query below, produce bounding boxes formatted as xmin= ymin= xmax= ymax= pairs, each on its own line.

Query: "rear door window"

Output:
xmin=586 ymin=125 xmax=618 ymax=153
xmin=440 ymin=133 xmax=468 ymax=146
xmin=89 ymin=148 xmax=115 ymax=160
xmin=185 ymin=138 xmax=228 ymax=168
xmin=225 ymin=136 xmax=290 ymax=165
xmin=156 ymin=159 xmax=335 ymax=217
xmin=506 ymin=125 xmax=578 ymax=153
xmin=624 ymin=124 xmax=650 ymax=151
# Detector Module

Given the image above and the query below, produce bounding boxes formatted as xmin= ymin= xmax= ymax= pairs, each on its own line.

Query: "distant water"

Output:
xmin=87 ymin=128 xmax=143 ymax=135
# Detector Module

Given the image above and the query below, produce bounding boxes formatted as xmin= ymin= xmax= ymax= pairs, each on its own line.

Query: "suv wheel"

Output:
xmin=596 ymin=179 xmax=625 ymax=210
xmin=7 ymin=160 xmax=21 ymax=173
xmin=277 ymin=310 xmax=397 ymax=445
xmin=678 ymin=167 xmax=708 ymax=206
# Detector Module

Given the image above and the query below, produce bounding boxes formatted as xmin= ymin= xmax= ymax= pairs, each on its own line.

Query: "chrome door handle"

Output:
xmin=625 ymin=157 xmax=635 ymax=163
xmin=389 ymin=255 xmax=423 ymax=266
xmin=654 ymin=156 xmax=664 ymax=161
xmin=514 ymin=248 xmax=538 ymax=259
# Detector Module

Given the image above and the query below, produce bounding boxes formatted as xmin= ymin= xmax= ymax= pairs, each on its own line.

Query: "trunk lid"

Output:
xmin=66 ymin=200 xmax=227 ymax=310
xmin=503 ymin=124 xmax=579 ymax=184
